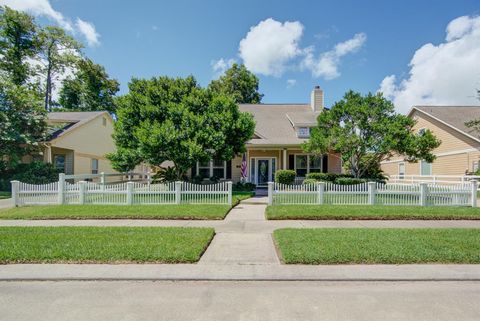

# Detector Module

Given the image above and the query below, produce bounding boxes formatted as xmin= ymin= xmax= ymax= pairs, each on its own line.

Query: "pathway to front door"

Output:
xmin=199 ymin=197 xmax=280 ymax=265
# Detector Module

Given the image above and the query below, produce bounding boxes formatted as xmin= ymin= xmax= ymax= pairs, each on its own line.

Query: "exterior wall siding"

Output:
xmin=381 ymin=110 xmax=480 ymax=177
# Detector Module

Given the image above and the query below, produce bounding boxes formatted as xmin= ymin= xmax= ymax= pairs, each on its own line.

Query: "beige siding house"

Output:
xmin=381 ymin=106 xmax=480 ymax=177
xmin=190 ymin=86 xmax=342 ymax=185
xmin=23 ymin=111 xmax=119 ymax=176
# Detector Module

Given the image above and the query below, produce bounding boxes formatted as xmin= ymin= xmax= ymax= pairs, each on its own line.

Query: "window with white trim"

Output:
xmin=196 ymin=158 xmax=226 ymax=179
xmin=398 ymin=163 xmax=405 ymax=178
xmin=420 ymin=160 xmax=432 ymax=175
xmin=91 ymin=158 xmax=99 ymax=174
xmin=298 ymin=127 xmax=310 ymax=138
xmin=295 ymin=154 xmax=322 ymax=177
xmin=54 ymin=155 xmax=65 ymax=172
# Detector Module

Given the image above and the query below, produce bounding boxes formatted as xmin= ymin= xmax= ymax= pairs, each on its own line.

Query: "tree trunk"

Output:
xmin=44 ymin=48 xmax=53 ymax=111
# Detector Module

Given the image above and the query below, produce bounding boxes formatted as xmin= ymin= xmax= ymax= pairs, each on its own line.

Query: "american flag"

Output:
xmin=240 ymin=153 xmax=247 ymax=180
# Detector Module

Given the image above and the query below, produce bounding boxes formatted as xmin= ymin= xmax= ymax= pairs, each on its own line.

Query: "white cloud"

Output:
xmin=211 ymin=58 xmax=236 ymax=78
xmin=239 ymin=18 xmax=304 ymax=77
xmin=302 ymin=33 xmax=367 ymax=79
xmin=379 ymin=15 xmax=480 ymax=114
xmin=286 ymin=79 xmax=297 ymax=88
xmin=1 ymin=0 xmax=100 ymax=47
xmin=1 ymin=0 xmax=73 ymax=31
xmin=76 ymin=18 xmax=100 ymax=46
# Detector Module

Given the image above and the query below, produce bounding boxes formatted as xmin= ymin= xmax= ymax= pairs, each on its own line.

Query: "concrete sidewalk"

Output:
xmin=1 ymin=264 xmax=479 ymax=281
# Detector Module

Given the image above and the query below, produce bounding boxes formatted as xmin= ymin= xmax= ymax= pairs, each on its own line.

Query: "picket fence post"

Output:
xmin=79 ymin=181 xmax=87 ymax=205
xmin=317 ymin=182 xmax=325 ymax=204
xmin=227 ymin=181 xmax=232 ymax=205
xmin=419 ymin=183 xmax=428 ymax=206
xmin=471 ymin=180 xmax=478 ymax=208
xmin=10 ymin=180 xmax=19 ymax=207
xmin=175 ymin=181 xmax=182 ymax=204
xmin=267 ymin=182 xmax=274 ymax=205
xmin=368 ymin=182 xmax=376 ymax=205
xmin=126 ymin=181 xmax=134 ymax=205
xmin=100 ymin=172 xmax=106 ymax=192
xmin=58 ymin=173 xmax=65 ymax=205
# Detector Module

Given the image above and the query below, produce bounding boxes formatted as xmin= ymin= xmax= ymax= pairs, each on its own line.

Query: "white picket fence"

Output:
xmin=268 ymin=181 xmax=478 ymax=207
xmin=11 ymin=179 xmax=232 ymax=206
xmin=389 ymin=175 xmax=480 ymax=190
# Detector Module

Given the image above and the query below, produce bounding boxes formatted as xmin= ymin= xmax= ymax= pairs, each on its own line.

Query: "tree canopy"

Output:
xmin=59 ymin=58 xmax=120 ymax=114
xmin=0 ymin=6 xmax=38 ymax=85
xmin=208 ymin=63 xmax=263 ymax=104
xmin=304 ymin=90 xmax=441 ymax=178
xmin=108 ymin=76 xmax=255 ymax=178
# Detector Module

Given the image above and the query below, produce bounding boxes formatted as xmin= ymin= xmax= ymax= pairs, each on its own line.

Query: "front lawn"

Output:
xmin=266 ymin=205 xmax=480 ymax=220
xmin=274 ymin=228 xmax=480 ymax=264
xmin=0 ymin=226 xmax=214 ymax=263
xmin=0 ymin=204 xmax=232 ymax=220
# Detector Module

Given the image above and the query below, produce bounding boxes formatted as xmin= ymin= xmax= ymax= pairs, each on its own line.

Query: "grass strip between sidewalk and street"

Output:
xmin=266 ymin=205 xmax=480 ymax=220
xmin=0 ymin=226 xmax=214 ymax=263
xmin=274 ymin=228 xmax=480 ymax=264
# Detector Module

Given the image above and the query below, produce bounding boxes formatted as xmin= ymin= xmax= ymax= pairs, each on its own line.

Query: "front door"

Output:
xmin=257 ymin=159 xmax=270 ymax=185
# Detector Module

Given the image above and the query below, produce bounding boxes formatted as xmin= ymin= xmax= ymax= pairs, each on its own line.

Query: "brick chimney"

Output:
xmin=310 ymin=86 xmax=324 ymax=112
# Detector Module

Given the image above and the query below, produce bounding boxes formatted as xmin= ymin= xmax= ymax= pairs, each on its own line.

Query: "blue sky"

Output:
xmin=4 ymin=0 xmax=480 ymax=113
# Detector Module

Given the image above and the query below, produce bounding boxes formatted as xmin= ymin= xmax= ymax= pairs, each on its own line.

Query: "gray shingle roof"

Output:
xmin=239 ymin=104 xmax=319 ymax=146
xmin=413 ymin=106 xmax=480 ymax=140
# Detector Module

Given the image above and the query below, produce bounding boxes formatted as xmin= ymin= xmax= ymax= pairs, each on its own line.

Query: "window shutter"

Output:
xmin=288 ymin=155 xmax=295 ymax=170
xmin=226 ymin=160 xmax=232 ymax=179
xmin=322 ymin=155 xmax=328 ymax=173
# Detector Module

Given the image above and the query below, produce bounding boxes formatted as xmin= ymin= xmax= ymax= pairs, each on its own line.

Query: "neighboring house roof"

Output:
xmin=47 ymin=111 xmax=108 ymax=141
xmin=410 ymin=106 xmax=480 ymax=143
xmin=239 ymin=104 xmax=319 ymax=146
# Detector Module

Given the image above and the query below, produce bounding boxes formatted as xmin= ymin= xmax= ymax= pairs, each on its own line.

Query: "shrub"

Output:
xmin=0 ymin=162 xmax=60 ymax=191
xmin=302 ymin=178 xmax=318 ymax=185
xmin=233 ymin=182 xmax=256 ymax=191
xmin=275 ymin=170 xmax=296 ymax=184
xmin=306 ymin=172 xmax=354 ymax=182
xmin=191 ymin=175 xmax=203 ymax=184
xmin=335 ymin=177 xmax=367 ymax=185
xmin=152 ymin=166 xmax=178 ymax=183
xmin=209 ymin=176 xmax=220 ymax=183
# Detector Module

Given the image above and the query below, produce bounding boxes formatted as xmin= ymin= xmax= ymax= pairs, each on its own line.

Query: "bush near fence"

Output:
xmin=268 ymin=181 xmax=478 ymax=207
xmin=275 ymin=170 xmax=296 ymax=185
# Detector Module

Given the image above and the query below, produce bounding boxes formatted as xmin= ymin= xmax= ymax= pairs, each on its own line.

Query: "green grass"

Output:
xmin=0 ymin=191 xmax=11 ymax=200
xmin=0 ymin=191 xmax=253 ymax=220
xmin=266 ymin=205 xmax=480 ymax=220
xmin=233 ymin=191 xmax=255 ymax=203
xmin=0 ymin=204 xmax=232 ymax=220
xmin=274 ymin=228 xmax=480 ymax=264
xmin=0 ymin=226 xmax=214 ymax=263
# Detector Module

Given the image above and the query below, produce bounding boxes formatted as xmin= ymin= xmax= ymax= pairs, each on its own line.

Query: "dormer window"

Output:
xmin=298 ymin=127 xmax=310 ymax=138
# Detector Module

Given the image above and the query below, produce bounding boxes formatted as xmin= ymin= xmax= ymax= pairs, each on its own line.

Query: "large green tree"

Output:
xmin=208 ymin=63 xmax=263 ymax=104
xmin=0 ymin=76 xmax=46 ymax=170
xmin=0 ymin=6 xmax=38 ymax=85
xmin=108 ymin=76 xmax=255 ymax=178
xmin=304 ymin=91 xmax=441 ymax=178
xmin=59 ymin=58 xmax=120 ymax=114
xmin=37 ymin=26 xmax=82 ymax=110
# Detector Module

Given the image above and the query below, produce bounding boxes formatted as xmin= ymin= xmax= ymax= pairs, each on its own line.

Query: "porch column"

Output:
xmin=282 ymin=149 xmax=287 ymax=170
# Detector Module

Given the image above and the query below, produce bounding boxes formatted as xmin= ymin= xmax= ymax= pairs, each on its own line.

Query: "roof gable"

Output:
xmin=47 ymin=111 xmax=110 ymax=141
xmin=410 ymin=106 xmax=480 ymax=143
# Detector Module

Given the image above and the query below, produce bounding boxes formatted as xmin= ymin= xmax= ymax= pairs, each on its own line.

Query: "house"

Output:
xmin=22 ymin=111 xmax=120 ymax=176
xmin=190 ymin=86 xmax=342 ymax=186
xmin=381 ymin=106 xmax=480 ymax=177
